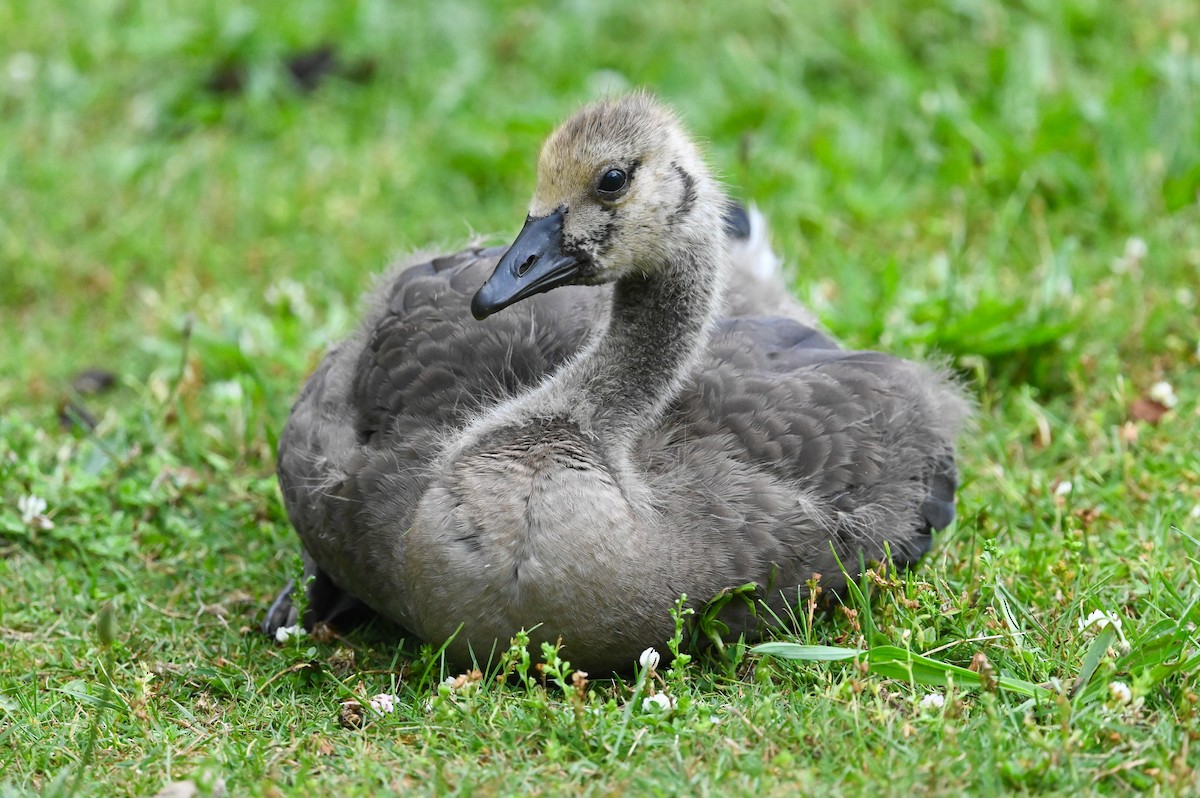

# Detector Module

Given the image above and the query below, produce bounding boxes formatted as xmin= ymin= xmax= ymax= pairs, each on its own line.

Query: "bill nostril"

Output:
xmin=517 ymin=254 xmax=538 ymax=277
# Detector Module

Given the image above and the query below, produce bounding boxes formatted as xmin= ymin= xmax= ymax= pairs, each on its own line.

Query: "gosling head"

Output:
xmin=472 ymin=94 xmax=724 ymax=320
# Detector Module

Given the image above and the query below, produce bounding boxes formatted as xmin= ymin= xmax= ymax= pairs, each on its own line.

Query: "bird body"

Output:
xmin=267 ymin=95 xmax=968 ymax=672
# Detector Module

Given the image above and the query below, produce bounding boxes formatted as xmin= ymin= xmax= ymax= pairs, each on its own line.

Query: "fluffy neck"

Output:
xmin=553 ymin=228 xmax=727 ymax=446
xmin=453 ymin=180 xmax=730 ymax=467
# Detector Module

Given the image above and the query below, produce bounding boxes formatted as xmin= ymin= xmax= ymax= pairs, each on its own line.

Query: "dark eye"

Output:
xmin=596 ymin=168 xmax=629 ymax=199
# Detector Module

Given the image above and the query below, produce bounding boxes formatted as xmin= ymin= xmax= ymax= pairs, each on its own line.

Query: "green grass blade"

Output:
xmin=1070 ymin=626 xmax=1116 ymax=704
xmin=750 ymin=643 xmax=863 ymax=661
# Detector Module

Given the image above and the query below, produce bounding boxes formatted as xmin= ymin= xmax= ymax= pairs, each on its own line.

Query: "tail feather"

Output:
xmin=723 ymin=202 xmax=820 ymax=328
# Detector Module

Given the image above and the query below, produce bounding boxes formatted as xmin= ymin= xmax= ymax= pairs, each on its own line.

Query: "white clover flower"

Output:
xmin=638 ymin=647 xmax=660 ymax=671
xmin=1124 ymin=237 xmax=1148 ymax=262
xmin=642 ymin=691 xmax=675 ymax=712
xmin=18 ymin=495 xmax=47 ymax=523
xmin=1148 ymin=381 xmax=1178 ymax=409
xmin=1078 ymin=609 xmax=1131 ymax=651
xmin=442 ymin=670 xmax=483 ymax=692
xmin=1112 ymin=237 xmax=1149 ymax=274
xmin=1054 ymin=481 xmax=1073 ymax=498
xmin=6 ymin=52 xmax=36 ymax=85
xmin=369 ymin=693 xmax=398 ymax=714
xmin=274 ymin=624 xmax=305 ymax=643
xmin=918 ymin=693 xmax=946 ymax=711
xmin=1108 ymin=681 xmax=1132 ymax=705
xmin=209 ymin=380 xmax=244 ymax=404
xmin=1078 ymin=609 xmax=1122 ymax=633
xmin=265 ymin=278 xmax=315 ymax=322
xmin=17 ymin=495 xmax=53 ymax=530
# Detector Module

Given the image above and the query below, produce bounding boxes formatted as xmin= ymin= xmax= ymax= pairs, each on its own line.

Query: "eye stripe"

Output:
xmin=669 ymin=162 xmax=696 ymax=223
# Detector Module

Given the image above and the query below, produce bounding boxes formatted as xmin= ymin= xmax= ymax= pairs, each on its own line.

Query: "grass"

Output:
xmin=2 ymin=0 xmax=1199 ymax=794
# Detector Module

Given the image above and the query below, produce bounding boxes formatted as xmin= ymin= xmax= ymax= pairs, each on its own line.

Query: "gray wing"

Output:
xmin=648 ymin=315 xmax=968 ymax=610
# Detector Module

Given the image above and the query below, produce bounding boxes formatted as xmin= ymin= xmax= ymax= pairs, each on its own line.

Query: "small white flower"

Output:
xmin=642 ymin=691 xmax=675 ymax=712
xmin=1190 ymin=504 xmax=1200 ymax=520
xmin=638 ymin=647 xmax=660 ymax=671
xmin=1108 ymin=681 xmax=1132 ymax=705
xmin=209 ymin=380 xmax=244 ymax=403
xmin=369 ymin=693 xmax=398 ymax=714
xmin=441 ymin=670 xmax=483 ymax=692
xmin=265 ymin=278 xmax=314 ymax=322
xmin=1078 ymin=609 xmax=1122 ymax=633
xmin=274 ymin=624 xmax=305 ymax=643
xmin=1148 ymin=381 xmax=1178 ymax=409
xmin=1111 ymin=237 xmax=1149 ymax=274
xmin=918 ymin=693 xmax=946 ymax=711
xmin=1124 ymin=237 xmax=1148 ymax=262
xmin=1079 ymin=609 xmax=1132 ymax=653
xmin=16 ymin=495 xmax=53 ymax=530
xmin=18 ymin=495 xmax=47 ymax=523
xmin=5 ymin=52 xmax=36 ymax=85
xmin=1054 ymin=481 xmax=1073 ymax=498
xmin=127 ymin=93 xmax=158 ymax=132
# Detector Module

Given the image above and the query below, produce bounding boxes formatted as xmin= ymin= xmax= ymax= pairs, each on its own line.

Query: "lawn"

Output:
xmin=2 ymin=0 xmax=1199 ymax=795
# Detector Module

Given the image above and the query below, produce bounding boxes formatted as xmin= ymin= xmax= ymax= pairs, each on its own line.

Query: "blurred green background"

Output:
xmin=4 ymin=0 xmax=1196 ymax=405
xmin=2 ymin=1 xmax=1199 ymax=795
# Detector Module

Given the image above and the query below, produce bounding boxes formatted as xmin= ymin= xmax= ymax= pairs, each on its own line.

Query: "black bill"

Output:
xmin=471 ymin=209 xmax=580 ymax=320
